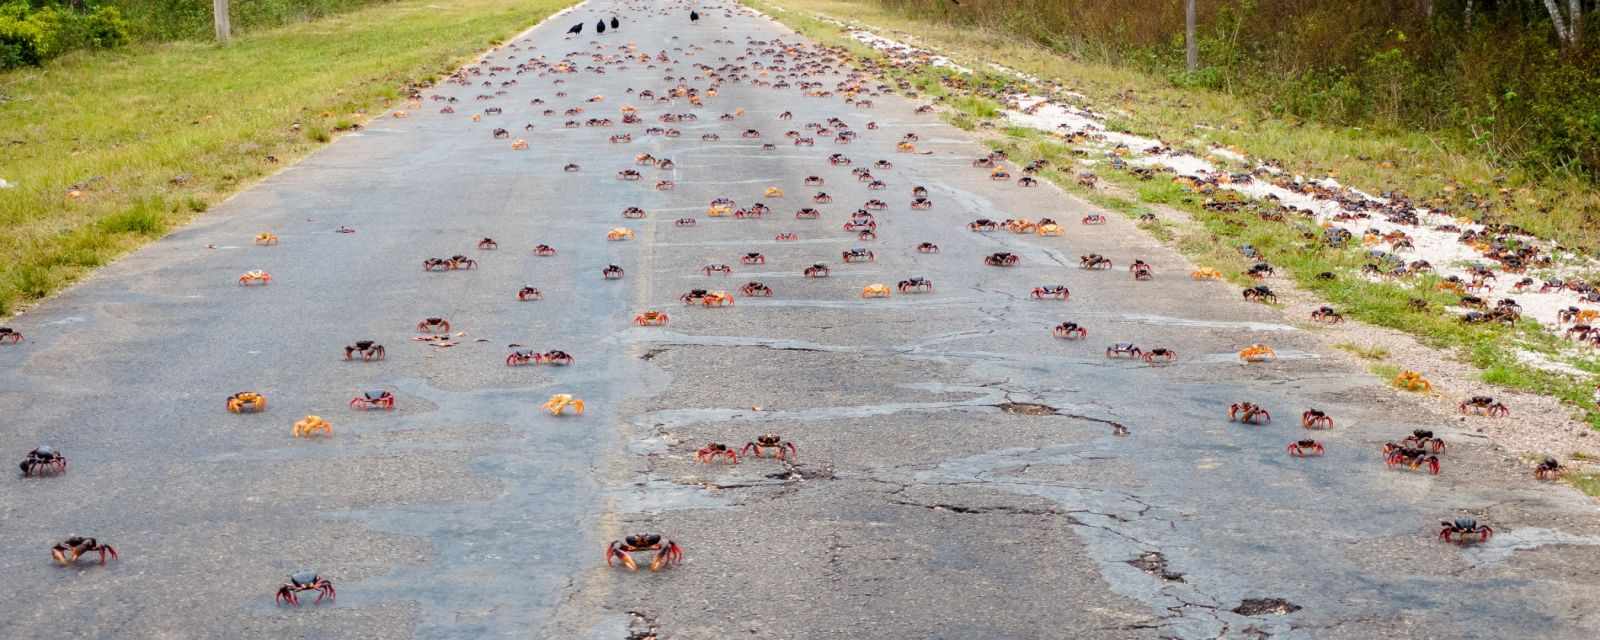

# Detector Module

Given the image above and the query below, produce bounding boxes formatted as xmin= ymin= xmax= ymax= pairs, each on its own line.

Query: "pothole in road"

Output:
xmin=1126 ymin=551 xmax=1186 ymax=582
xmin=1232 ymin=598 xmax=1302 ymax=616
xmin=998 ymin=402 xmax=1058 ymax=416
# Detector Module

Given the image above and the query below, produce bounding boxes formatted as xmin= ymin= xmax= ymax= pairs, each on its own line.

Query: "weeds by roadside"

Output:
xmin=744 ymin=0 xmax=1600 ymax=429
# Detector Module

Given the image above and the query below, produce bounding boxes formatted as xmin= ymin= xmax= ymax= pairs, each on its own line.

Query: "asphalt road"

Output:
xmin=4 ymin=1 xmax=1600 ymax=638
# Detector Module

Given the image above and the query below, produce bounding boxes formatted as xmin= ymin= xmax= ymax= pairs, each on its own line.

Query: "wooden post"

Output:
xmin=214 ymin=0 xmax=231 ymax=43
xmin=1185 ymin=0 xmax=1198 ymax=73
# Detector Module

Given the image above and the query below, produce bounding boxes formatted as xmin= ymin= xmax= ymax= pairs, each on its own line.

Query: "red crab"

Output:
xmin=675 ymin=218 xmax=697 ymax=227
xmin=1080 ymin=254 xmax=1113 ymax=270
xmin=695 ymin=443 xmax=739 ymax=464
xmin=1052 ymin=322 xmax=1087 ymax=340
xmin=703 ymin=264 xmax=732 ymax=276
xmin=506 ymin=349 xmax=573 ymax=366
xmin=52 ymin=537 xmax=117 ymax=566
xmin=743 ymin=433 xmax=797 ymax=460
xmin=1286 ymin=439 xmax=1325 ymax=457
xmin=898 ymin=277 xmax=933 ymax=294
xmin=602 ymin=265 xmax=625 ymax=280
xmin=517 ymin=286 xmax=543 ymax=301
xmin=775 ymin=233 xmax=798 ymax=241
xmin=416 ymin=317 xmax=451 ymax=333
xmin=1129 ymin=261 xmax=1153 ymax=281
xmin=534 ymin=244 xmax=557 ymax=257
xmin=275 ymin=571 xmax=335 ymax=606
xmin=1300 ymin=409 xmax=1334 ymax=429
xmin=968 ymin=219 xmax=998 ymax=232
xmin=795 ymin=208 xmax=820 ymax=219
xmin=1030 ymin=285 xmax=1069 ymax=301
xmin=605 ymin=534 xmax=683 ymax=572
xmin=910 ymin=198 xmax=932 ymax=210
xmin=917 ymin=242 xmax=940 ymax=253
xmin=1082 ymin=214 xmax=1106 ymax=225
xmin=741 ymin=281 xmax=772 ymax=297
xmin=343 ymin=341 xmax=385 ymax=361
xmin=1400 ymin=429 xmax=1446 ymax=454
xmin=0 ymin=327 xmax=21 ymax=344
xmin=842 ymin=249 xmax=875 ymax=263
xmin=740 ymin=253 xmax=766 ymax=265
xmin=350 ymin=390 xmax=395 ymax=410
xmin=1228 ymin=402 xmax=1271 ymax=424
xmin=984 ymin=252 xmax=1019 ymax=267
xmin=1142 ymin=348 xmax=1176 ymax=364
xmin=1386 ymin=447 xmax=1440 ymax=475
xmin=1439 ymin=517 xmax=1492 ymax=544
xmin=477 ymin=238 xmax=499 ymax=250
xmin=1106 ymin=343 xmax=1142 ymax=359
xmin=622 ymin=207 xmax=647 ymax=219
xmin=1458 ymin=396 xmax=1508 ymax=417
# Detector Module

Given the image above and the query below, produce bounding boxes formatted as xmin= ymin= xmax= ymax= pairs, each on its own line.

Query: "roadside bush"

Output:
xmin=0 ymin=1 xmax=128 ymax=69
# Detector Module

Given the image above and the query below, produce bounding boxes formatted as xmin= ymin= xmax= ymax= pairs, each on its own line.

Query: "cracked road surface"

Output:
xmin=5 ymin=1 xmax=1600 ymax=638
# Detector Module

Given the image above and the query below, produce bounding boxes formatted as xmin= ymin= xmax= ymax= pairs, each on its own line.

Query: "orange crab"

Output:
xmin=897 ymin=141 xmax=916 ymax=153
xmin=1036 ymin=223 xmax=1063 ymax=237
xmin=255 ymin=232 xmax=279 ymax=246
xmin=511 ymin=139 xmax=529 ymax=150
xmin=1393 ymin=370 xmax=1432 ymax=392
xmin=227 ymin=391 xmax=267 ymax=414
xmin=861 ymin=284 xmax=892 ymax=298
xmin=1238 ymin=344 xmax=1277 ymax=363
xmin=607 ymin=228 xmax=635 ymax=241
xmin=1005 ymin=218 xmax=1037 ymax=234
xmin=702 ymin=291 xmax=735 ymax=307
xmin=541 ymin=393 xmax=585 ymax=416
xmin=1191 ymin=268 xmax=1223 ymax=281
xmin=764 ymin=186 xmax=784 ymax=198
xmin=707 ymin=205 xmax=733 ymax=217
xmin=292 ymin=415 xmax=332 ymax=438
xmin=634 ymin=310 xmax=669 ymax=326
xmin=238 ymin=270 xmax=272 ymax=286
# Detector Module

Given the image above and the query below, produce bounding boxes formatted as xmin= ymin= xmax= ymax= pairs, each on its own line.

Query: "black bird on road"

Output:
xmin=596 ymin=20 xmax=606 ymax=33
xmin=610 ymin=17 xmax=619 ymax=29
xmin=566 ymin=22 xmax=582 ymax=35
xmin=690 ymin=10 xmax=700 ymax=23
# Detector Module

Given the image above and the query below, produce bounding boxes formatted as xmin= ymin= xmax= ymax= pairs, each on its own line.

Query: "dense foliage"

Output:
xmin=869 ymin=0 xmax=1600 ymax=182
xmin=1 ymin=0 xmax=394 ymax=68
xmin=1 ymin=1 xmax=128 ymax=68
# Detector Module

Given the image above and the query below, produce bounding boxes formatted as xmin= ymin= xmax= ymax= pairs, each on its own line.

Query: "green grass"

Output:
xmin=0 ymin=0 xmax=577 ymax=316
xmin=1569 ymin=472 xmax=1600 ymax=498
xmin=1334 ymin=343 xmax=1392 ymax=361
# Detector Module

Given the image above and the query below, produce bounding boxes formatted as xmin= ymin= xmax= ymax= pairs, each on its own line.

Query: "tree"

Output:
xmin=1186 ymin=0 xmax=1197 ymax=72
xmin=214 ymin=0 xmax=230 ymax=43
xmin=1541 ymin=0 xmax=1586 ymax=48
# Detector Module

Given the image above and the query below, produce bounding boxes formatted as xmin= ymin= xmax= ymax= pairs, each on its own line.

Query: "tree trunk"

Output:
xmin=1185 ymin=0 xmax=1198 ymax=73
xmin=1571 ymin=0 xmax=1583 ymax=45
xmin=1543 ymin=0 xmax=1572 ymax=44
xmin=214 ymin=0 xmax=231 ymax=44
xmin=1463 ymin=0 xmax=1473 ymax=30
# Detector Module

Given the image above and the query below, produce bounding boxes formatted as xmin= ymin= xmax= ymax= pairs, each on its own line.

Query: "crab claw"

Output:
xmin=316 ymin=582 xmax=336 ymax=603
xmin=98 ymin=545 xmax=118 ymax=564
xmin=51 ymin=546 xmax=69 ymax=566
xmin=650 ymin=541 xmax=684 ymax=571
xmin=1426 ymin=457 xmax=1441 ymax=475
xmin=276 ymin=587 xmax=299 ymax=606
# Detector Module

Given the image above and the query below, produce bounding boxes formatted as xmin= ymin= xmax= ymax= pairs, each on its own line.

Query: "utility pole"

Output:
xmin=214 ymin=0 xmax=231 ymax=43
xmin=1185 ymin=0 xmax=1198 ymax=73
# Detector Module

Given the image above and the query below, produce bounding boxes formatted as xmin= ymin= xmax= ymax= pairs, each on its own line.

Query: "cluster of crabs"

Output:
xmin=10 ymin=2 xmax=1581 ymax=608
